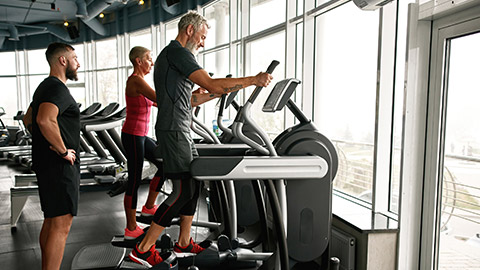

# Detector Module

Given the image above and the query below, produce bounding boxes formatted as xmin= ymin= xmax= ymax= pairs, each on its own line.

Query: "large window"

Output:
xmin=313 ymin=3 xmax=379 ymax=202
xmin=0 ymin=0 xmax=413 ymax=223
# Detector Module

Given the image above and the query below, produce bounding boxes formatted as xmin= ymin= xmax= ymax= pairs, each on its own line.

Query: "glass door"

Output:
xmin=437 ymin=30 xmax=480 ymax=270
xmin=426 ymin=13 xmax=480 ymax=269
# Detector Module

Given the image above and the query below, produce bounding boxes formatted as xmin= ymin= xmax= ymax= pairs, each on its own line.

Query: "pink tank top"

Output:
xmin=122 ymin=93 xmax=154 ymax=136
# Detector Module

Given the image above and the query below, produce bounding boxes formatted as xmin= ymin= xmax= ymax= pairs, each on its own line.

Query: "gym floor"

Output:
xmin=0 ymin=160 xmax=209 ymax=270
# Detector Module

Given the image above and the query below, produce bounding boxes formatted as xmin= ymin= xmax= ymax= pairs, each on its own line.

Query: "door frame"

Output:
xmin=422 ymin=5 xmax=480 ymax=270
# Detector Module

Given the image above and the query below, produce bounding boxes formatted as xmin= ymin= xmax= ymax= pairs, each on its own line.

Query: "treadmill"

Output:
xmin=5 ymin=102 xmax=103 ymax=166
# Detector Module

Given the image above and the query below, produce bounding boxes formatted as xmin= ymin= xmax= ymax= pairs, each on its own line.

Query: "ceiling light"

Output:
xmin=138 ymin=0 xmax=144 ymax=5
xmin=99 ymin=13 xmax=105 ymax=18
xmin=64 ymin=21 xmax=69 ymax=27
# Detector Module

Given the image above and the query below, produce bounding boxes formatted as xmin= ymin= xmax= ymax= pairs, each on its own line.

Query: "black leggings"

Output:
xmin=121 ymin=132 xmax=164 ymax=209
xmin=152 ymin=177 xmax=201 ymax=227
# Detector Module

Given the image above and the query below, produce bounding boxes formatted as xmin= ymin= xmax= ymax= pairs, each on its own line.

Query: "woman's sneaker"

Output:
xmin=141 ymin=204 xmax=159 ymax=217
xmin=173 ymin=238 xmax=205 ymax=254
xmin=129 ymin=244 xmax=163 ymax=268
xmin=124 ymin=225 xmax=144 ymax=240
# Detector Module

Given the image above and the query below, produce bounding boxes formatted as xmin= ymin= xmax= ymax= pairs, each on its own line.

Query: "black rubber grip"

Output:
xmin=248 ymin=60 xmax=280 ymax=103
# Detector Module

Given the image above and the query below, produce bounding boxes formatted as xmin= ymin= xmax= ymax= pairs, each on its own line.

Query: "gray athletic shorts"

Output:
xmin=155 ymin=130 xmax=198 ymax=179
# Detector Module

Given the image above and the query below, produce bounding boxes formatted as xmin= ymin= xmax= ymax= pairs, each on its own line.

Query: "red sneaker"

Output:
xmin=173 ymin=238 xmax=205 ymax=254
xmin=141 ymin=204 xmax=159 ymax=217
xmin=129 ymin=244 xmax=163 ymax=268
xmin=124 ymin=225 xmax=144 ymax=240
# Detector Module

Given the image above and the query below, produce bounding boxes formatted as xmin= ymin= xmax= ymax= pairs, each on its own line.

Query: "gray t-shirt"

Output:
xmin=154 ymin=40 xmax=202 ymax=132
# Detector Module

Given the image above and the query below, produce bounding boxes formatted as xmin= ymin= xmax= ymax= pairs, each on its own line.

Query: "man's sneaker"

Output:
xmin=141 ymin=204 xmax=159 ymax=217
xmin=174 ymin=238 xmax=205 ymax=254
xmin=129 ymin=244 xmax=163 ymax=268
xmin=124 ymin=225 xmax=144 ymax=240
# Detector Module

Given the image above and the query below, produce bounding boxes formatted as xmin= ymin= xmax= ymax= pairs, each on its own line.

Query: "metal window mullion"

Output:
xmin=306 ymin=0 xmax=350 ymax=17
xmin=284 ymin=0 xmax=298 ymax=128
xmin=373 ymin=3 xmax=397 ymax=215
xmin=302 ymin=0 xmax=315 ymax=121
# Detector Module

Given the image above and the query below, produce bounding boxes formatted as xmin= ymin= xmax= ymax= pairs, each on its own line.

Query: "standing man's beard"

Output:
xmin=66 ymin=65 xmax=78 ymax=81
xmin=185 ymin=39 xmax=198 ymax=55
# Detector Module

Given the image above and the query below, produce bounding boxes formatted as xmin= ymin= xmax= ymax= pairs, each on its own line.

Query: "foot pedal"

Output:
xmin=217 ymin=234 xmax=231 ymax=252
xmin=71 ymin=243 xmax=125 ymax=270
xmin=94 ymin=175 xmax=115 ymax=184
xmin=230 ymin=237 xmax=239 ymax=250
xmin=136 ymin=212 xmax=154 ymax=225
xmin=159 ymin=233 xmax=174 ymax=251
xmin=107 ymin=180 xmax=127 ymax=197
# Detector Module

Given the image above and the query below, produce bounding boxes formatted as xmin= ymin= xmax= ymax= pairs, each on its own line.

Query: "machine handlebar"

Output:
xmin=247 ymin=60 xmax=280 ymax=104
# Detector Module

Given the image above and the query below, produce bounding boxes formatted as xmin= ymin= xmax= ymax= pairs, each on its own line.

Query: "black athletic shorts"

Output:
xmin=155 ymin=130 xmax=198 ymax=179
xmin=36 ymin=158 xmax=80 ymax=218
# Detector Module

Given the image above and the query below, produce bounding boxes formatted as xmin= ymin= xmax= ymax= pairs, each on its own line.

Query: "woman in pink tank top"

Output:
xmin=121 ymin=46 xmax=164 ymax=240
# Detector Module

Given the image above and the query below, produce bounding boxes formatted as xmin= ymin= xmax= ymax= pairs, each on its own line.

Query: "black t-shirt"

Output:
xmin=154 ymin=40 xmax=202 ymax=132
xmin=31 ymin=76 xmax=80 ymax=171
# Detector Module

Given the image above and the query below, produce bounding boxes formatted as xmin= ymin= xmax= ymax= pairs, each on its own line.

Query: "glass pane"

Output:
xmin=29 ymin=75 xmax=48 ymax=99
xmin=96 ymin=38 xmax=117 ymax=69
xmin=245 ymin=31 xmax=286 ymax=138
xmin=315 ymin=0 xmax=330 ymax=6
xmin=130 ymin=31 xmax=152 ymax=52
xmin=439 ymin=31 xmax=480 ymax=269
xmin=0 ymin=52 xmax=16 ymax=75
xmin=201 ymin=48 xmax=230 ymax=136
xmin=314 ymin=4 xmax=379 ymax=202
xmin=165 ymin=21 xmax=179 ymax=44
xmin=204 ymin=0 xmax=230 ymax=49
xmin=28 ymin=48 xmax=49 ymax=75
xmin=67 ymin=72 xmax=86 ymax=107
xmin=96 ymin=70 xmax=119 ymax=105
xmin=297 ymin=0 xmax=304 ymax=16
xmin=250 ymin=0 xmax=286 ymax=35
xmin=0 ymin=77 xmax=18 ymax=126
xmin=72 ymin=44 xmax=85 ymax=72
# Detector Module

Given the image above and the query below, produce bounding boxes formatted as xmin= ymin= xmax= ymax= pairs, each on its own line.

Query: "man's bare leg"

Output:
xmin=40 ymin=218 xmax=52 ymax=269
xmin=138 ymin=222 xmax=165 ymax=252
xmin=41 ymin=214 xmax=73 ymax=270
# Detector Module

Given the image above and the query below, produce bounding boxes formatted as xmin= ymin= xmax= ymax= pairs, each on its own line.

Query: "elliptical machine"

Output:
xmin=191 ymin=77 xmax=339 ymax=269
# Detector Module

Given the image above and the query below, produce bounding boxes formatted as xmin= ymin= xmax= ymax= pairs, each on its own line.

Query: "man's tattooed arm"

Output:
xmin=223 ymin=84 xmax=243 ymax=93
